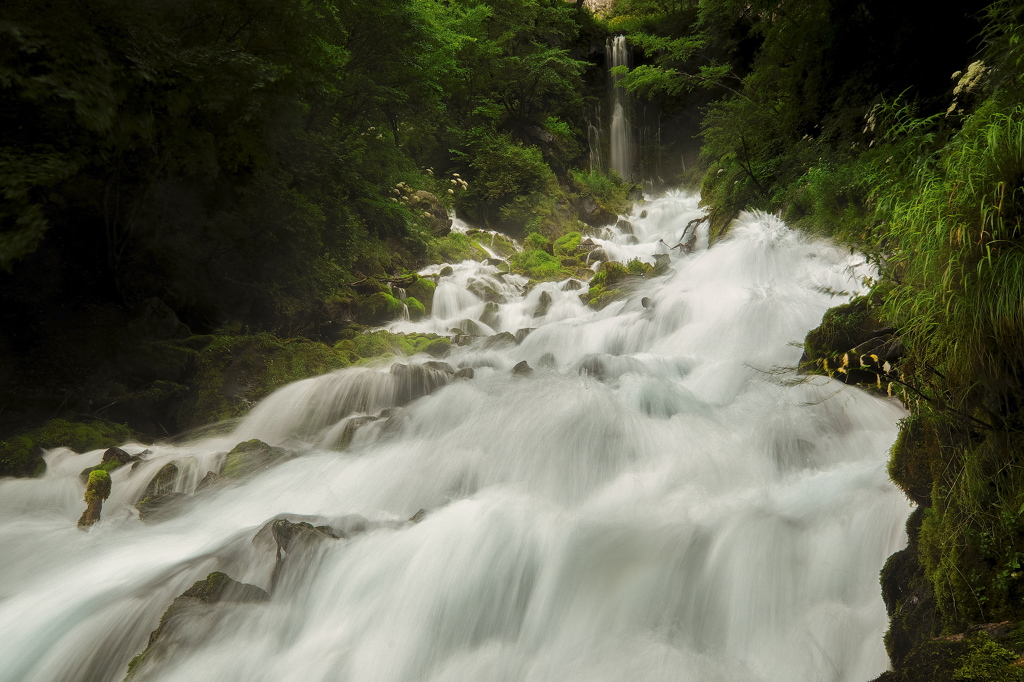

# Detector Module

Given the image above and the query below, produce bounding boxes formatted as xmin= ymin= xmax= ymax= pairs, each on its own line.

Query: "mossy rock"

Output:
xmin=553 ymin=231 xmax=582 ymax=258
xmin=583 ymin=261 xmax=632 ymax=309
xmin=509 ymin=249 xmax=570 ymax=281
xmin=405 ymin=277 xmax=436 ymax=314
xmin=178 ymin=334 xmax=350 ymax=429
xmin=888 ymin=415 xmax=939 ymax=505
xmin=406 ymin=296 xmax=426 ymax=321
xmin=355 ymin=292 xmax=404 ymax=325
xmin=334 ymin=330 xmax=449 ymax=363
xmin=0 ymin=418 xmax=133 ymax=478
xmin=222 ymin=439 xmax=295 ymax=479
xmin=425 ymin=232 xmax=489 ymax=263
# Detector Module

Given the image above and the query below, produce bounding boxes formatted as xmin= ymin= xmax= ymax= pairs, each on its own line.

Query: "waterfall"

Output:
xmin=608 ymin=35 xmax=635 ymax=181
xmin=0 ymin=193 xmax=909 ymax=682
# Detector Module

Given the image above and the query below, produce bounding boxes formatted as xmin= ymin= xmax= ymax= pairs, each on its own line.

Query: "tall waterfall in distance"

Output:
xmin=607 ymin=35 xmax=635 ymax=181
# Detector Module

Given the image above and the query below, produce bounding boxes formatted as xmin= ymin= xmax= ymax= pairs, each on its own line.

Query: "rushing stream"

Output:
xmin=0 ymin=192 xmax=910 ymax=682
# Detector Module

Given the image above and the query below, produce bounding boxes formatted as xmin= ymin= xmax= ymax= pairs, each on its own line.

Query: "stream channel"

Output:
xmin=0 ymin=192 xmax=910 ymax=682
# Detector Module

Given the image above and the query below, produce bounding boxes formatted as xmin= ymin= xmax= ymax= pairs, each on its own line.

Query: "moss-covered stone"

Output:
xmin=405 ymin=277 xmax=436 ymax=314
xmin=178 ymin=334 xmax=351 ymax=429
xmin=798 ymin=293 xmax=899 ymax=391
xmin=553 ymin=231 xmax=582 ymax=258
xmin=0 ymin=418 xmax=134 ymax=478
xmin=78 ymin=469 xmax=112 ymax=528
xmin=355 ymin=292 xmax=404 ymax=325
xmin=222 ymin=439 xmax=294 ymax=479
xmin=582 ymin=261 xmax=632 ymax=309
xmin=405 ymin=296 xmax=426 ymax=321
xmin=509 ymin=249 xmax=571 ymax=281
xmin=425 ymin=232 xmax=489 ymax=263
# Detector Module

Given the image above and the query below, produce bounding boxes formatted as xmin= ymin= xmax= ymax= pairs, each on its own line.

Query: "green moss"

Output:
xmin=356 ymin=292 xmax=404 ymax=325
xmin=553 ymin=231 xmax=582 ymax=258
xmin=85 ymin=469 xmax=112 ymax=503
xmin=405 ymin=277 xmax=436 ymax=314
xmin=425 ymin=232 xmax=488 ymax=263
xmin=0 ymin=418 xmax=133 ymax=478
xmin=583 ymin=261 xmax=632 ymax=308
xmin=509 ymin=249 xmax=569 ymax=281
xmin=179 ymin=334 xmax=351 ymax=429
xmin=405 ymin=296 xmax=426 ymax=321
xmin=627 ymin=258 xmax=652 ymax=276
xmin=954 ymin=635 xmax=1024 ymax=682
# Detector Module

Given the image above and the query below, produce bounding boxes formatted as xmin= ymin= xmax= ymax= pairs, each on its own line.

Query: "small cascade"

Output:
xmin=607 ymin=35 xmax=636 ymax=181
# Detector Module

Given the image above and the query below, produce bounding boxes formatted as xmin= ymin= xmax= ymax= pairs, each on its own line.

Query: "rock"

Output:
xmin=195 ymin=471 xmax=225 ymax=492
xmin=222 ymin=440 xmax=295 ymax=479
xmin=455 ymin=318 xmax=487 ymax=336
xmin=124 ymin=572 xmax=268 ymax=680
xmin=468 ymin=280 xmax=505 ymax=304
xmin=423 ymin=337 xmax=451 ymax=358
xmin=628 ymin=184 xmax=643 ymax=201
xmin=640 ymin=210 xmax=648 ymax=218
xmin=585 ymin=248 xmax=609 ymax=264
xmin=533 ymin=291 xmax=552 ymax=318
xmin=271 ymin=518 xmax=338 ymax=554
xmin=616 ymin=218 xmax=634 ymax=234
xmin=408 ymin=190 xmax=452 ymax=236
xmin=480 ymin=301 xmax=500 ymax=328
xmin=641 ymin=297 xmax=652 ymax=308
xmin=486 ymin=258 xmax=504 ymax=267
xmin=651 ymin=253 xmax=671 ymax=276
xmin=405 ymin=277 xmax=437 ymax=315
xmin=390 ymin=363 xmax=455 ymax=406
xmin=103 ymin=446 xmax=133 ymax=465
xmin=561 ymin=279 xmax=583 ymax=291
xmin=144 ymin=462 xmax=179 ymax=497
xmin=439 ymin=266 xmax=454 ymax=277
xmin=77 ymin=469 xmax=111 ymax=528
xmin=410 ymin=509 xmax=428 ymax=523
xmin=333 ymin=415 xmax=379 ymax=450
xmin=482 ymin=332 xmax=518 ymax=350
xmin=454 ymin=367 xmax=475 ymax=380
xmin=512 ymin=361 xmax=533 ymax=376
xmin=137 ymin=492 xmax=190 ymax=523
xmin=625 ymin=235 xmax=639 ymax=245
xmin=515 ymin=328 xmax=534 ymax=343
xmin=538 ymin=353 xmax=556 ymax=368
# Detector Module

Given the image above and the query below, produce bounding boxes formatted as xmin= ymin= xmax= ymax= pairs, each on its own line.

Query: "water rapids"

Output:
xmin=0 ymin=192 xmax=910 ymax=682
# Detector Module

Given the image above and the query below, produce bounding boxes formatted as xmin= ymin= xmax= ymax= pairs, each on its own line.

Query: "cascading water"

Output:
xmin=0 ymin=193 xmax=910 ymax=682
xmin=607 ymin=35 xmax=635 ymax=181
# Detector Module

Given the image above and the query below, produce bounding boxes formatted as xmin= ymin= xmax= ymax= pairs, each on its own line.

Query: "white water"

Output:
xmin=0 ymin=192 xmax=910 ymax=682
xmin=608 ymin=35 xmax=635 ymax=181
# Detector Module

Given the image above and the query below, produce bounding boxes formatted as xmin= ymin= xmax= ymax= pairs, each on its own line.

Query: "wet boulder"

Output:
xmin=390 ymin=362 xmax=455 ymax=406
xmin=533 ymin=291 xmax=552 ymax=318
xmin=513 ymin=361 xmax=534 ymax=376
xmin=651 ymin=254 xmax=671 ymax=277
xmin=482 ymin=332 xmax=518 ymax=350
xmin=561 ymin=279 xmax=583 ymax=291
xmin=137 ymin=492 xmax=190 ymax=523
xmin=222 ymin=440 xmax=296 ymax=479
xmin=616 ymin=218 xmax=634 ymax=234
xmin=480 ymin=301 xmax=500 ymax=329
xmin=124 ymin=572 xmax=268 ymax=680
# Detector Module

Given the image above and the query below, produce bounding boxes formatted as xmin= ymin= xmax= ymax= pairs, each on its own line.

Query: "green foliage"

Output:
xmin=524 ymin=233 xmax=551 ymax=252
xmin=570 ymin=170 xmax=631 ymax=217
